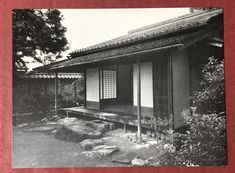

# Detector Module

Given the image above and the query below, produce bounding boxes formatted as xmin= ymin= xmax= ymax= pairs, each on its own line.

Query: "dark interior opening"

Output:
xmin=100 ymin=64 xmax=134 ymax=115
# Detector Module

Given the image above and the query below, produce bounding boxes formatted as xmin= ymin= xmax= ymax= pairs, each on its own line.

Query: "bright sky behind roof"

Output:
xmin=60 ymin=8 xmax=190 ymax=52
xmin=28 ymin=8 xmax=190 ymax=70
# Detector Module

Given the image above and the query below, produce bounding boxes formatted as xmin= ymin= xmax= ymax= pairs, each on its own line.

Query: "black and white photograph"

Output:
xmin=12 ymin=8 xmax=226 ymax=168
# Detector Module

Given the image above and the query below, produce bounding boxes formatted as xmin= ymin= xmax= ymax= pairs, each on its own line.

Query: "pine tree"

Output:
xmin=13 ymin=9 xmax=68 ymax=71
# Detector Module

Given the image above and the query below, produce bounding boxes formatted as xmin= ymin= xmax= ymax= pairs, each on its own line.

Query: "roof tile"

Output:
xmin=70 ymin=9 xmax=222 ymax=57
xmin=16 ymin=72 xmax=81 ymax=79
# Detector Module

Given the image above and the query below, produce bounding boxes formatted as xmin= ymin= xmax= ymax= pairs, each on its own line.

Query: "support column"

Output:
xmin=123 ymin=123 xmax=127 ymax=133
xmin=84 ymin=72 xmax=86 ymax=107
xmin=137 ymin=58 xmax=142 ymax=141
xmin=44 ymin=80 xmax=47 ymax=97
xmin=169 ymin=54 xmax=174 ymax=131
xmin=74 ymin=79 xmax=77 ymax=100
xmin=55 ymin=72 xmax=58 ymax=115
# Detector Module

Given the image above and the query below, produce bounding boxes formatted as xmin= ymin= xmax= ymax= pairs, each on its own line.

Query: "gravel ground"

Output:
xmin=12 ymin=122 xmax=163 ymax=168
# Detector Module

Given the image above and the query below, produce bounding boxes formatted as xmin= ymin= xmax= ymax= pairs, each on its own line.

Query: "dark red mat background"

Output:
xmin=0 ymin=0 xmax=234 ymax=173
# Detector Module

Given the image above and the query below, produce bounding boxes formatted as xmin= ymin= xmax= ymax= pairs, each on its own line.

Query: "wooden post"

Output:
xmin=137 ymin=58 xmax=142 ymax=141
xmin=168 ymin=53 xmax=174 ymax=131
xmin=84 ymin=72 xmax=87 ymax=108
xmin=55 ymin=72 xmax=58 ymax=115
xmin=74 ymin=79 xmax=77 ymax=100
xmin=44 ymin=80 xmax=47 ymax=97
xmin=123 ymin=123 xmax=127 ymax=133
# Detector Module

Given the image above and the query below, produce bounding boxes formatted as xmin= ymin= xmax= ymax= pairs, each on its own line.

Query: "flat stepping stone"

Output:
xmin=93 ymin=145 xmax=118 ymax=150
xmin=17 ymin=123 xmax=29 ymax=128
xmin=24 ymin=126 xmax=57 ymax=132
xmin=80 ymin=139 xmax=104 ymax=150
xmin=57 ymin=117 xmax=79 ymax=125
xmin=112 ymin=158 xmax=131 ymax=164
xmin=131 ymin=156 xmax=147 ymax=166
xmin=82 ymin=145 xmax=119 ymax=159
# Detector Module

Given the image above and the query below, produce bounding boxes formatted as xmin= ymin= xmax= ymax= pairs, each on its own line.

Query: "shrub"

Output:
xmin=159 ymin=109 xmax=227 ymax=166
xmin=149 ymin=115 xmax=174 ymax=142
xmin=29 ymin=93 xmax=51 ymax=113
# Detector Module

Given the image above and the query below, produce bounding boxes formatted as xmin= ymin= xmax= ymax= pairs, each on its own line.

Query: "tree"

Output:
xmin=193 ymin=57 xmax=225 ymax=114
xmin=189 ymin=8 xmax=219 ymax=13
xmin=13 ymin=9 xmax=68 ymax=71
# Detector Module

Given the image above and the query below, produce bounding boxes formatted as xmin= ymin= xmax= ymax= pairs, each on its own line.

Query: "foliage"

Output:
xmin=193 ymin=57 xmax=225 ymax=114
xmin=24 ymin=93 xmax=52 ymax=113
xmin=149 ymin=115 xmax=174 ymax=141
xmin=13 ymin=9 xmax=68 ymax=71
xmin=159 ymin=109 xmax=227 ymax=166
xmin=150 ymin=114 xmax=173 ymax=132
xmin=189 ymin=8 xmax=219 ymax=13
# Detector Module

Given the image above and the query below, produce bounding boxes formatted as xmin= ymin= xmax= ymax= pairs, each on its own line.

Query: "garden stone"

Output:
xmin=57 ymin=117 xmax=79 ymax=125
xmin=82 ymin=145 xmax=119 ymax=159
xmin=145 ymin=156 xmax=155 ymax=165
xmin=54 ymin=119 xmax=114 ymax=143
xmin=17 ymin=123 xmax=29 ymax=128
xmin=93 ymin=145 xmax=118 ymax=151
xmin=112 ymin=157 xmax=131 ymax=164
xmin=54 ymin=125 xmax=102 ymax=143
xmin=85 ymin=120 xmax=114 ymax=134
xmin=79 ymin=139 xmax=105 ymax=150
xmin=24 ymin=126 xmax=57 ymax=132
xmin=131 ymin=156 xmax=146 ymax=166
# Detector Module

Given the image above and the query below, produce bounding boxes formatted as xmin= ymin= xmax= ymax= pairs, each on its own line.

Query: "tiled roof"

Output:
xmin=34 ymin=9 xmax=222 ymax=72
xmin=34 ymin=32 xmax=194 ymax=71
xmin=16 ymin=72 xmax=81 ymax=79
xmin=70 ymin=9 xmax=222 ymax=57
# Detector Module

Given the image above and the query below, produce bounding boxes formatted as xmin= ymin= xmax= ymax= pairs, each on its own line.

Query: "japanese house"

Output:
xmin=35 ymin=9 xmax=224 ymax=130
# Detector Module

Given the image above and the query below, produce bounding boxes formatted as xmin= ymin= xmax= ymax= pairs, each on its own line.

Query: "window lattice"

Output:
xmin=100 ymin=69 xmax=117 ymax=99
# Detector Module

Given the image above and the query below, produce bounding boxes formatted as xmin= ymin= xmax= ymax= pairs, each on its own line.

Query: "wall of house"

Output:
xmin=152 ymin=53 xmax=169 ymax=119
xmin=86 ymin=68 xmax=100 ymax=109
xmin=172 ymin=49 xmax=190 ymax=129
xmin=170 ymin=45 xmax=223 ymax=129
xmin=133 ymin=61 xmax=153 ymax=117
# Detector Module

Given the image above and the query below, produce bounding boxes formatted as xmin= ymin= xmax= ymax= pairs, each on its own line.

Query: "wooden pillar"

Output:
xmin=136 ymin=58 xmax=142 ymax=141
xmin=55 ymin=72 xmax=58 ymax=115
xmin=168 ymin=53 xmax=174 ymax=130
xmin=74 ymin=79 xmax=77 ymax=100
xmin=44 ymin=80 xmax=48 ymax=97
xmin=84 ymin=72 xmax=87 ymax=107
xmin=123 ymin=123 xmax=127 ymax=133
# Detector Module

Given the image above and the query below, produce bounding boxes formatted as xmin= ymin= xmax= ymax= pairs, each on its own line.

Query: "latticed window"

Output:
xmin=100 ymin=69 xmax=117 ymax=99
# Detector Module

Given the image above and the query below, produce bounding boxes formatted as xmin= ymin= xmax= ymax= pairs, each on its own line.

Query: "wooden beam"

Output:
xmin=136 ymin=58 xmax=142 ymax=141
xmin=38 ymin=43 xmax=183 ymax=72
xmin=55 ymin=72 xmax=58 ymax=115
xmin=178 ymin=29 xmax=212 ymax=51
